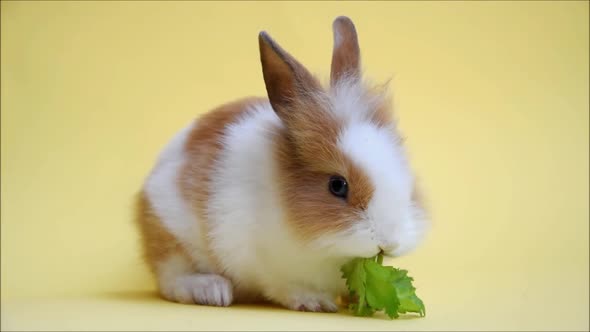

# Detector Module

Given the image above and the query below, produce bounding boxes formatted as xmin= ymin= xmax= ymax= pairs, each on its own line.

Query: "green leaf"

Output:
xmin=364 ymin=259 xmax=400 ymax=319
xmin=390 ymin=268 xmax=426 ymax=316
xmin=340 ymin=254 xmax=426 ymax=319
xmin=341 ymin=258 xmax=369 ymax=316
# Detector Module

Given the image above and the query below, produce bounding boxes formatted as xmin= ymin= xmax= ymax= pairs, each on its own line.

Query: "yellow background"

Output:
xmin=1 ymin=1 xmax=588 ymax=331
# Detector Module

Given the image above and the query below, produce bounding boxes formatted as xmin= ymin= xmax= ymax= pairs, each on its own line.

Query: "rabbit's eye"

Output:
xmin=329 ymin=176 xmax=348 ymax=199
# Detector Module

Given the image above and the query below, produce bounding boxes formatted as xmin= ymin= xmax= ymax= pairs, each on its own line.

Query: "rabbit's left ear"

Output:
xmin=259 ymin=31 xmax=321 ymax=121
xmin=330 ymin=16 xmax=361 ymax=86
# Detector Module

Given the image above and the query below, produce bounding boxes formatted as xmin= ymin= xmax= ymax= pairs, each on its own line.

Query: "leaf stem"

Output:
xmin=376 ymin=254 xmax=384 ymax=265
xmin=357 ymin=296 xmax=366 ymax=315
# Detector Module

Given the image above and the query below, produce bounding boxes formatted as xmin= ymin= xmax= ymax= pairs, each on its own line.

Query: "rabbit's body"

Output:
xmin=135 ymin=17 xmax=428 ymax=312
xmin=138 ymin=98 xmax=347 ymax=310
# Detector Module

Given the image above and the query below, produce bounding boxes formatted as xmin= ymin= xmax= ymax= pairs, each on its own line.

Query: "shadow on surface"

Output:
xmin=98 ymin=290 xmax=423 ymax=320
xmin=99 ymin=290 xmax=163 ymax=302
xmin=99 ymin=290 xmax=282 ymax=310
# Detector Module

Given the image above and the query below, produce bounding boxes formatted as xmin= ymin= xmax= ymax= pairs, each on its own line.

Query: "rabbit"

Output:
xmin=134 ymin=16 xmax=429 ymax=312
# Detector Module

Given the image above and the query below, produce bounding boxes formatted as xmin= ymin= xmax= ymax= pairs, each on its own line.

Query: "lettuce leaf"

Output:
xmin=341 ymin=254 xmax=425 ymax=319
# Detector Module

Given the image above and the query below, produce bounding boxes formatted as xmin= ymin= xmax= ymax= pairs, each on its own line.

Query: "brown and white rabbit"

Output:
xmin=135 ymin=16 xmax=428 ymax=312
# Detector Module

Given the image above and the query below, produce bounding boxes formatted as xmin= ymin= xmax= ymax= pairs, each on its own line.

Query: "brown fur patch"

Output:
xmin=180 ymin=97 xmax=265 ymax=273
xmin=274 ymin=98 xmax=375 ymax=241
xmin=280 ymin=97 xmax=342 ymax=172
xmin=134 ymin=191 xmax=190 ymax=275
xmin=260 ymin=30 xmax=382 ymax=241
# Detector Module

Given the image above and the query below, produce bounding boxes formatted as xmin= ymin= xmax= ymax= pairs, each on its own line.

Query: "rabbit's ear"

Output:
xmin=258 ymin=31 xmax=321 ymax=120
xmin=330 ymin=16 xmax=361 ymax=86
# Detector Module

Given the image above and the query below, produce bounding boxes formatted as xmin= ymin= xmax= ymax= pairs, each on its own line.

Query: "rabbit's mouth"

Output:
xmin=378 ymin=243 xmax=399 ymax=258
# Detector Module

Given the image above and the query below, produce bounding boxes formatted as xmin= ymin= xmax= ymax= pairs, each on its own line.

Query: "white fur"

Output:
xmin=329 ymin=77 xmax=391 ymax=125
xmin=144 ymin=102 xmax=348 ymax=310
xmin=338 ymin=121 xmax=427 ymax=257
xmin=145 ymin=123 xmax=195 ymax=236
xmin=158 ymin=254 xmax=233 ymax=306
xmin=332 ymin=78 xmax=428 ymax=257
xmin=207 ymin=101 xmax=347 ymax=308
xmin=143 ymin=121 xmax=233 ymax=306
xmin=144 ymin=121 xmax=215 ymax=274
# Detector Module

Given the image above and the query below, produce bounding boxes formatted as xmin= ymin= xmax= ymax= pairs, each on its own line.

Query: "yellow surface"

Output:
xmin=1 ymin=1 xmax=588 ymax=331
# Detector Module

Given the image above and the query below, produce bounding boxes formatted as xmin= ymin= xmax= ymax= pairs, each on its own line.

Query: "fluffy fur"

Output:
xmin=135 ymin=16 xmax=428 ymax=312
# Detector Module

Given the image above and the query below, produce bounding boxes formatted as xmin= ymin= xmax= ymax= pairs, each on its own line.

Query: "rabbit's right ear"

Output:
xmin=330 ymin=16 xmax=360 ymax=86
xmin=259 ymin=31 xmax=320 ymax=120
